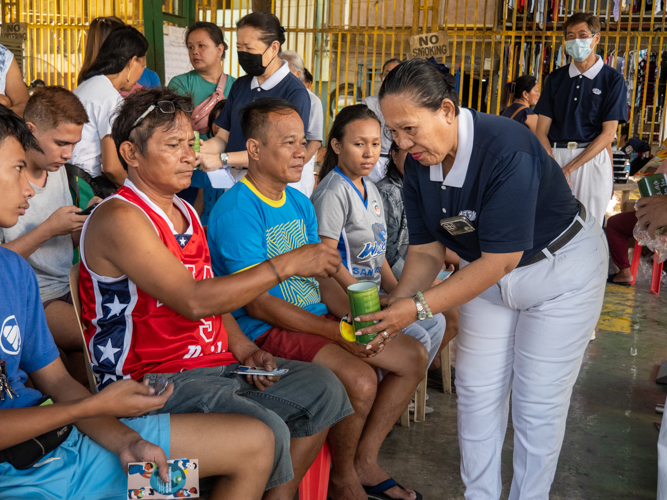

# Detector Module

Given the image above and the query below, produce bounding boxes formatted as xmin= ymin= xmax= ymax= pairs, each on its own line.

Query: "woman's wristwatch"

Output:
xmin=220 ymin=152 xmax=229 ymax=167
xmin=412 ymin=295 xmax=427 ymax=321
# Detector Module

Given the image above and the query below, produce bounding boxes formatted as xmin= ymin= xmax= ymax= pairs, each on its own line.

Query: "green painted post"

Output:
xmin=142 ymin=0 xmax=166 ymax=83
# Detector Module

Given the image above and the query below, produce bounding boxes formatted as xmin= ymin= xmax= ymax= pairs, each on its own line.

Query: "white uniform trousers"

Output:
xmin=658 ymin=396 xmax=667 ymax=499
xmin=456 ymin=209 xmax=608 ymax=500
xmin=553 ymin=147 xmax=613 ymax=227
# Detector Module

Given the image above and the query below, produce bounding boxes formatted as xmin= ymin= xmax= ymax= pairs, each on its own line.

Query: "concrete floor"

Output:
xmin=377 ymin=282 xmax=667 ymax=499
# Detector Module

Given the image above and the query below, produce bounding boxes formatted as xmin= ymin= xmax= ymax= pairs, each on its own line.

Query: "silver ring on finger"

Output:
xmin=382 ymin=330 xmax=389 ymax=339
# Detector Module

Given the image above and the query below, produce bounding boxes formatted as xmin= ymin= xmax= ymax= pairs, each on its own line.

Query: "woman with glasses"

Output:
xmin=534 ymin=12 xmax=627 ymax=228
xmin=168 ymin=22 xmax=236 ymax=217
xmin=71 ymin=26 xmax=148 ymax=191
xmin=353 ymin=58 xmax=608 ymax=498
xmin=198 ymin=12 xmax=311 ymax=201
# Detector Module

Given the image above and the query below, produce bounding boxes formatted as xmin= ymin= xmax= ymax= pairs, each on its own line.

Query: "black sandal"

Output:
xmin=364 ymin=478 xmax=423 ymax=500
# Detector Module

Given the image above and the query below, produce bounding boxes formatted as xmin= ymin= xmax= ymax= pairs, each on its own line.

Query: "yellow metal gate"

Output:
xmin=2 ymin=0 xmax=667 ymax=146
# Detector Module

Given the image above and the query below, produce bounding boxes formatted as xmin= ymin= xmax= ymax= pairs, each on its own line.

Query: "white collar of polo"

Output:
xmin=429 ymin=108 xmax=474 ymax=188
xmin=250 ymin=60 xmax=291 ymax=90
xmin=568 ymin=55 xmax=603 ymax=80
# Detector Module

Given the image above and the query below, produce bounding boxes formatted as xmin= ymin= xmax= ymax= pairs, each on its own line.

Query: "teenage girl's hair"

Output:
xmin=320 ymin=104 xmax=381 ymax=181
xmin=79 ymin=26 xmax=148 ymax=83
xmin=186 ymin=21 xmax=229 ymax=58
xmin=503 ymin=75 xmax=537 ymax=107
xmin=236 ymin=11 xmax=286 ymax=54
xmin=384 ymin=141 xmax=403 ymax=183
xmin=379 ymin=58 xmax=459 ymax=115
xmin=207 ymin=99 xmax=226 ymax=135
xmin=78 ymin=16 xmax=125 ymax=84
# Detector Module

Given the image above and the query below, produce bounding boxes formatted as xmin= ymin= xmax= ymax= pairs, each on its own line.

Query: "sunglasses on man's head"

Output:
xmin=130 ymin=100 xmax=194 ymax=130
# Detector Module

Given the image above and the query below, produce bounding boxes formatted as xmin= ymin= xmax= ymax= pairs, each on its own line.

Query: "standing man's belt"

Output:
xmin=517 ymin=201 xmax=587 ymax=268
xmin=553 ymin=141 xmax=591 ymax=149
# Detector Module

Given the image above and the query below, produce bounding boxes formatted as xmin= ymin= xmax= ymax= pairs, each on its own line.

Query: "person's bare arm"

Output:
xmin=198 ymin=128 xmax=249 ymax=171
xmin=1 ymin=358 xmax=170 ymax=450
xmin=101 ymin=135 xmax=127 ymax=186
xmin=1 ymin=206 xmax=86 ymax=258
xmin=317 ymin=276 xmax=350 ymax=319
xmin=320 ymin=236 xmax=358 ymax=291
xmin=561 ymin=120 xmax=618 ymax=178
xmin=379 ymin=259 xmax=397 ymax=294
xmin=525 ymin=114 xmax=538 ymax=135
xmin=355 ymin=249 xmax=523 ymax=350
xmin=4 ymin=58 xmax=29 ymax=117
xmin=84 ymin=200 xmax=341 ymax=321
xmin=536 ymin=115 xmax=554 ymax=157
xmin=245 ymin=292 xmax=372 ymax=358
xmin=304 ymin=140 xmax=322 ymax=164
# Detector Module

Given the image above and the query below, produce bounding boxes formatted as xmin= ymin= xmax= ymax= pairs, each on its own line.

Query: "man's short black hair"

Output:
xmin=240 ymin=97 xmax=300 ymax=144
xmin=0 ymin=105 xmax=42 ymax=153
xmin=112 ymin=87 xmax=193 ymax=171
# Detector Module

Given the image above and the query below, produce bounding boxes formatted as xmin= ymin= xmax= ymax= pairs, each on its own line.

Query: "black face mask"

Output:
xmin=237 ymin=45 xmax=274 ymax=77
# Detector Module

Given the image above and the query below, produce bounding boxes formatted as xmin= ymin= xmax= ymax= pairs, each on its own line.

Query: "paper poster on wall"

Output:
xmin=163 ymin=25 xmax=193 ymax=86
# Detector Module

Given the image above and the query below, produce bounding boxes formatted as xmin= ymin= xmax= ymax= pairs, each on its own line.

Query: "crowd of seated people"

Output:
xmin=0 ymin=12 xmax=456 ymax=500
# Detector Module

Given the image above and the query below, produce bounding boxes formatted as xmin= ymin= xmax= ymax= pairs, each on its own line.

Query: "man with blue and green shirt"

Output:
xmin=208 ymin=97 xmax=427 ymax=500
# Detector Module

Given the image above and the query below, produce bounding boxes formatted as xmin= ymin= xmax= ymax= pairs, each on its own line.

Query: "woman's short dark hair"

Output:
xmin=303 ymin=68 xmax=313 ymax=85
xmin=207 ymin=99 xmax=227 ymax=136
xmin=112 ymin=88 xmax=193 ymax=171
xmin=186 ymin=21 xmax=228 ymax=57
xmin=236 ymin=12 xmax=285 ymax=53
xmin=240 ymin=97 xmax=298 ymax=144
xmin=320 ymin=104 xmax=381 ymax=181
xmin=513 ymin=75 xmax=537 ymax=100
xmin=79 ymin=26 xmax=148 ymax=82
xmin=379 ymin=58 xmax=459 ymax=115
xmin=0 ymin=105 xmax=42 ymax=153
xmin=385 ymin=141 xmax=402 ymax=183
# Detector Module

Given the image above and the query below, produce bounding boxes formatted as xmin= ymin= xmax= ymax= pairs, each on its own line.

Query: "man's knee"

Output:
xmin=402 ymin=336 xmax=429 ymax=375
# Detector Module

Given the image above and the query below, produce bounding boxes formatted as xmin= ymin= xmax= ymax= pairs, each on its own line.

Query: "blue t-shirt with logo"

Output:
xmin=310 ymin=167 xmax=388 ymax=288
xmin=207 ymin=177 xmax=328 ymax=341
xmin=0 ymin=247 xmax=60 ymax=409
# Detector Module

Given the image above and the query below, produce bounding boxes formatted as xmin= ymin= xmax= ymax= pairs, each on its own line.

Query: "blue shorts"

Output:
xmin=0 ymin=414 xmax=170 ymax=500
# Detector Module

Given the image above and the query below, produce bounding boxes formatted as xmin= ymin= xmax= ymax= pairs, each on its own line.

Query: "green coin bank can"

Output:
xmin=347 ymin=281 xmax=381 ymax=345
xmin=638 ymin=173 xmax=667 ymax=197
xmin=193 ymin=131 xmax=200 ymax=153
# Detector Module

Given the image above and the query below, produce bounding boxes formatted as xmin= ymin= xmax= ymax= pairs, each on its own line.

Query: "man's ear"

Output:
xmin=25 ymin=121 xmax=37 ymax=134
xmin=119 ymin=141 xmax=139 ymax=171
xmin=247 ymin=138 xmax=261 ymax=161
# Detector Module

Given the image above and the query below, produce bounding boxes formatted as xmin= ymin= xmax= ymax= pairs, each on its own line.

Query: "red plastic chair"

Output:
xmin=629 ymin=241 xmax=664 ymax=294
xmin=298 ymin=441 xmax=331 ymax=500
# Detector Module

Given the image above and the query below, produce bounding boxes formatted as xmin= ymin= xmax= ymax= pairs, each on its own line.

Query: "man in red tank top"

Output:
xmin=79 ymin=88 xmax=353 ymax=499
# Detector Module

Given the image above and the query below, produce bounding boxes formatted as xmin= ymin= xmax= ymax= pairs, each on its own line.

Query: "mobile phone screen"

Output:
xmin=80 ymin=203 xmax=100 ymax=216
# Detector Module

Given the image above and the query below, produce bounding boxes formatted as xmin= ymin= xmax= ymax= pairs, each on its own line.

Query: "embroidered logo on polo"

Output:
xmin=372 ymin=200 xmax=382 ymax=217
xmin=459 ymin=210 xmax=477 ymax=221
xmin=592 ymin=88 xmax=602 ymax=95
xmin=357 ymin=223 xmax=387 ymax=261
xmin=1 ymin=315 xmax=21 ymax=355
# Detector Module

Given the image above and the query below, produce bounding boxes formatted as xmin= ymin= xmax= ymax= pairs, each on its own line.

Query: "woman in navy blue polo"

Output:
xmin=198 ymin=12 xmax=310 ymax=188
xmin=354 ymin=58 xmax=608 ymax=499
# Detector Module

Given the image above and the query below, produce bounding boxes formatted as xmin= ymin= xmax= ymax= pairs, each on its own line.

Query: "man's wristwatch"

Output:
xmin=412 ymin=295 xmax=427 ymax=321
xmin=220 ymin=152 xmax=229 ymax=167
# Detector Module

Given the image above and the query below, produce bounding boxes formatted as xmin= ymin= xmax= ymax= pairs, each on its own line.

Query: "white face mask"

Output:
xmin=564 ymin=38 xmax=594 ymax=62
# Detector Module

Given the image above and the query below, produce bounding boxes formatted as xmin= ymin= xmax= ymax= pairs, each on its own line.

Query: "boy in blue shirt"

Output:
xmin=0 ymin=107 xmax=274 ymax=500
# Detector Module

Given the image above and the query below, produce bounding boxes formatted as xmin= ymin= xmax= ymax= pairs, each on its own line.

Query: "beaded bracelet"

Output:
xmin=416 ymin=291 xmax=433 ymax=320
